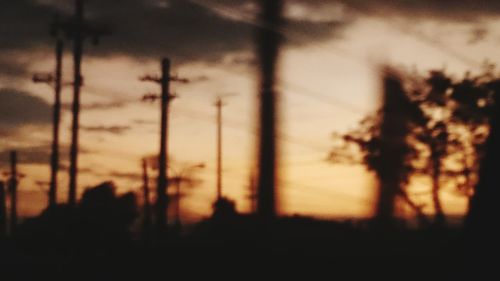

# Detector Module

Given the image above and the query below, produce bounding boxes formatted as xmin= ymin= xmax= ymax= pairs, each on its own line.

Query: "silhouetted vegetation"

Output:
xmin=330 ymin=66 xmax=498 ymax=227
xmin=16 ymin=182 xmax=137 ymax=246
xmin=466 ymin=79 xmax=500 ymax=257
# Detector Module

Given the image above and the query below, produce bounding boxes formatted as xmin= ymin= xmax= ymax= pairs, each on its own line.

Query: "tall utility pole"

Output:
xmin=51 ymin=40 xmax=63 ymax=208
xmin=142 ymin=158 xmax=152 ymax=239
xmin=375 ymin=69 xmax=411 ymax=226
xmin=256 ymin=0 xmax=283 ymax=221
xmin=157 ymin=58 xmax=170 ymax=235
xmin=9 ymin=151 xmax=18 ymax=236
xmin=140 ymin=58 xmax=188 ymax=236
xmin=68 ymin=0 xmax=84 ymax=207
xmin=0 ymin=181 xmax=6 ymax=238
xmin=33 ymin=39 xmax=64 ymax=209
xmin=215 ymin=97 xmax=225 ymax=201
xmin=50 ymin=0 xmax=108 ymax=207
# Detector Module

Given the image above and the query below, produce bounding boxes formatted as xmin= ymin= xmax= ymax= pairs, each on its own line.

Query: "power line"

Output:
xmin=188 ymin=0 xmax=375 ymax=113
xmin=350 ymin=9 xmax=483 ymax=69
xmin=279 ymin=80 xmax=370 ymax=115
xmin=191 ymin=0 xmax=484 ymax=77
xmin=172 ymin=105 xmax=331 ymax=154
xmin=214 ymin=164 xmax=373 ymax=207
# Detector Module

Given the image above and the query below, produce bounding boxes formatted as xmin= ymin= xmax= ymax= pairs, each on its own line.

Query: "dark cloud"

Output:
xmin=62 ymin=101 xmax=127 ymax=111
xmin=0 ymin=56 xmax=30 ymax=78
xmin=133 ymin=119 xmax=156 ymax=125
xmin=0 ymin=143 xmax=93 ymax=172
xmin=58 ymin=164 xmax=96 ymax=175
xmin=81 ymin=125 xmax=131 ymax=135
xmin=0 ymin=143 xmax=93 ymax=167
xmin=0 ymin=0 xmax=55 ymax=51
xmin=0 ymin=0 xmax=346 ymax=75
xmin=0 ymin=144 xmax=55 ymax=166
xmin=83 ymin=0 xmax=253 ymax=61
xmin=2 ymin=0 xmax=498 ymax=83
xmin=332 ymin=0 xmax=500 ymax=21
xmin=0 ymin=88 xmax=52 ymax=128
xmin=468 ymin=26 xmax=489 ymax=45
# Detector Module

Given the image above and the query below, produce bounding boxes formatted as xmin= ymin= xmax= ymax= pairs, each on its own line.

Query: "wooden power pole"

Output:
xmin=67 ymin=0 xmax=84 ymax=207
xmin=33 ymin=39 xmax=64 ymax=209
xmin=50 ymin=0 xmax=108 ymax=207
xmin=141 ymin=58 xmax=188 ymax=236
xmin=256 ymin=0 xmax=283 ymax=221
xmin=215 ymin=97 xmax=225 ymax=201
xmin=50 ymin=40 xmax=63 ymax=208
xmin=375 ymin=69 xmax=411 ymax=226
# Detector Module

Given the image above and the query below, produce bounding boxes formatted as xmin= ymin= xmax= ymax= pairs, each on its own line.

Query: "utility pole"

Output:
xmin=0 ymin=181 xmax=6 ymax=238
xmin=256 ymin=0 xmax=283 ymax=221
xmin=51 ymin=40 xmax=63 ymax=208
xmin=51 ymin=0 xmax=108 ymax=207
xmin=140 ymin=58 xmax=188 ymax=236
xmin=9 ymin=151 xmax=18 ymax=236
xmin=142 ymin=158 xmax=152 ymax=240
xmin=375 ymin=68 xmax=411 ymax=227
xmin=215 ymin=97 xmax=225 ymax=201
xmin=33 ymin=39 xmax=64 ymax=209
xmin=68 ymin=0 xmax=84 ymax=207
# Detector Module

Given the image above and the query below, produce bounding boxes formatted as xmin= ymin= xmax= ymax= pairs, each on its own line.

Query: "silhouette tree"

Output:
xmin=407 ymin=71 xmax=455 ymax=227
xmin=79 ymin=181 xmax=138 ymax=242
xmin=447 ymin=70 xmax=496 ymax=208
xmin=465 ymin=79 xmax=500 ymax=254
xmin=330 ymin=67 xmax=498 ymax=227
xmin=331 ymin=68 xmax=423 ymax=226
xmin=18 ymin=181 xmax=138 ymax=249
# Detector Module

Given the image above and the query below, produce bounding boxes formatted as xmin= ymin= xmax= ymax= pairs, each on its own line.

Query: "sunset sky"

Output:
xmin=2 ymin=0 xmax=500 ymax=222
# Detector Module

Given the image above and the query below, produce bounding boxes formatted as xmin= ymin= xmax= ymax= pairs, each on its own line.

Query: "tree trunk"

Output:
xmin=431 ymin=151 xmax=446 ymax=227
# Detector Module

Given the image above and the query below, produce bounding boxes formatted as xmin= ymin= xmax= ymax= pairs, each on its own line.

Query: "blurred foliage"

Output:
xmin=329 ymin=65 xmax=499 ymax=225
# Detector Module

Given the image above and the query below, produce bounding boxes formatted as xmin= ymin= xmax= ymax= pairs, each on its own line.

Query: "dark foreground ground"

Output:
xmin=1 ymin=215 xmax=484 ymax=280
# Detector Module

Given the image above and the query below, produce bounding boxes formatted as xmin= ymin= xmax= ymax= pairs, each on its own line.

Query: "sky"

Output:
xmin=2 ymin=0 xmax=500 ymax=222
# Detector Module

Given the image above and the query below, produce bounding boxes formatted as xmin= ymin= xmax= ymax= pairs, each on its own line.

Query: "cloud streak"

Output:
xmin=81 ymin=125 xmax=131 ymax=135
xmin=0 ymin=143 xmax=94 ymax=168
xmin=0 ymin=0 xmax=347 ymax=76
xmin=0 ymin=88 xmax=52 ymax=128
xmin=333 ymin=0 xmax=500 ymax=21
